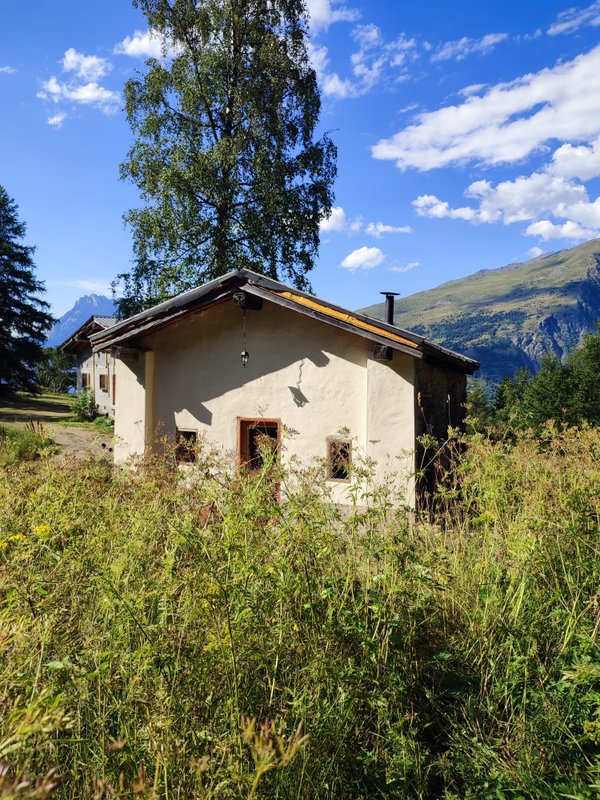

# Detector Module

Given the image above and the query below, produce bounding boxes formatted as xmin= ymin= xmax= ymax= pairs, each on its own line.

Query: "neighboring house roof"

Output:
xmin=89 ymin=269 xmax=479 ymax=374
xmin=60 ymin=315 xmax=118 ymax=354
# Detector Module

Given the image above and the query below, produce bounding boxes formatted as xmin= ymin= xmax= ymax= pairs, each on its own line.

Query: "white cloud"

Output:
xmin=458 ymin=82 xmax=487 ymax=97
xmin=340 ymin=246 xmax=385 ymax=271
xmin=389 ymin=261 xmax=420 ymax=273
xmin=525 ymin=220 xmax=599 ymax=240
xmin=38 ymin=47 xmax=119 ymax=118
xmin=320 ymin=208 xmax=410 ymax=237
xmin=550 ymin=137 xmax=600 ymax=180
xmin=320 ymin=206 xmax=347 ymax=232
xmin=321 ymin=71 xmax=360 ymax=99
xmin=413 ymin=156 xmax=600 ymax=242
xmin=47 ymin=112 xmax=67 ymax=128
xmin=38 ymin=76 xmax=120 ymax=114
xmin=114 ymin=29 xmax=166 ymax=58
xmin=548 ymin=1 xmax=600 ymax=35
xmin=413 ymin=195 xmax=478 ymax=221
xmin=68 ymin=279 xmax=113 ymax=294
xmin=432 ymin=32 xmax=508 ymax=62
xmin=305 ymin=0 xmax=359 ymax=31
xmin=527 ymin=246 xmax=545 ymax=258
xmin=312 ymin=24 xmax=417 ymax=99
xmin=365 ymin=222 xmax=413 ymax=237
xmin=62 ymin=48 xmax=111 ymax=81
xmin=372 ymin=45 xmax=600 ymax=171
xmin=0 ymin=66 xmax=16 ymax=74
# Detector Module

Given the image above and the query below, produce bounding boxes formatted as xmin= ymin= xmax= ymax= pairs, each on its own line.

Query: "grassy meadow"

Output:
xmin=0 ymin=426 xmax=599 ymax=798
xmin=0 ymin=394 xmax=72 ymax=426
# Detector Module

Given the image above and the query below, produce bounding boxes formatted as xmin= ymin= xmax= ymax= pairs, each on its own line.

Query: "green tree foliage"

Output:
xmin=494 ymin=368 xmax=530 ymax=423
xmin=116 ymin=0 xmax=337 ymax=317
xmin=465 ymin=379 xmax=495 ymax=431
xmin=0 ymin=186 xmax=53 ymax=393
xmin=71 ymin=388 xmax=97 ymax=421
xmin=36 ymin=348 xmax=77 ymax=393
xmin=521 ymin=353 xmax=572 ymax=428
xmin=568 ymin=330 xmax=600 ymax=425
xmin=482 ymin=325 xmax=600 ymax=430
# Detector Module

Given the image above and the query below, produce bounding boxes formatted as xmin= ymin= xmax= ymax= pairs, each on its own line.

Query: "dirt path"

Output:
xmin=51 ymin=425 xmax=113 ymax=458
xmin=0 ymin=393 xmax=113 ymax=459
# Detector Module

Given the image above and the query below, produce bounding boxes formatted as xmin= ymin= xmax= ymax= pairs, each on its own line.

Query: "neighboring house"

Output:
xmin=60 ymin=316 xmax=118 ymax=416
xmin=89 ymin=270 xmax=478 ymax=505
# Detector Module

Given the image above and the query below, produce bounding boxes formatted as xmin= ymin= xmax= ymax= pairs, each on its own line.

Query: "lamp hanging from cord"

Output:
xmin=241 ymin=307 xmax=249 ymax=367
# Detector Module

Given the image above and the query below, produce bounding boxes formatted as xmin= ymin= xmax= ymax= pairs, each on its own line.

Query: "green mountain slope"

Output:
xmin=362 ymin=238 xmax=600 ymax=383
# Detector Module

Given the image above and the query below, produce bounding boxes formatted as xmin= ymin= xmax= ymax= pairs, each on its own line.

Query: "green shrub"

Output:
xmin=93 ymin=414 xmax=114 ymax=433
xmin=0 ymin=421 xmax=56 ymax=464
xmin=71 ymin=389 xmax=96 ymax=421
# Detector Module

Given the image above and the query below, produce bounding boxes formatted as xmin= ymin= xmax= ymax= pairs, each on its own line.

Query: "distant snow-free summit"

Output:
xmin=46 ymin=294 xmax=117 ymax=348
xmin=362 ymin=238 xmax=600 ymax=384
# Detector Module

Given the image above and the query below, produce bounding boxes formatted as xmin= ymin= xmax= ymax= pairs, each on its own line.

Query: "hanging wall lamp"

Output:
xmin=241 ymin=307 xmax=249 ymax=367
xmin=233 ymin=290 xmax=262 ymax=367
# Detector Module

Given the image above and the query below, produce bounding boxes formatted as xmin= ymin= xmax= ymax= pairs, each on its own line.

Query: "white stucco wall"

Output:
xmin=114 ymin=352 xmax=152 ymax=458
xmin=113 ymin=300 xmax=416 ymax=505
xmin=366 ymin=356 xmax=415 ymax=506
xmin=77 ymin=349 xmax=115 ymax=416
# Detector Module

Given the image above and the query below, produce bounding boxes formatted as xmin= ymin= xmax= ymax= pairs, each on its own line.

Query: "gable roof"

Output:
xmin=89 ymin=269 xmax=479 ymax=374
xmin=60 ymin=315 xmax=118 ymax=354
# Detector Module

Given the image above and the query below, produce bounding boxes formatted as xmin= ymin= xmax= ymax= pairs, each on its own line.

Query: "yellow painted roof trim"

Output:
xmin=276 ymin=291 xmax=420 ymax=349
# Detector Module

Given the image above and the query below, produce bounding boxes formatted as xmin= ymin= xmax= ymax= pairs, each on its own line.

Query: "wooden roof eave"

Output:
xmin=420 ymin=342 xmax=480 ymax=375
xmin=90 ymin=291 xmax=232 ymax=352
xmin=242 ymin=284 xmax=423 ymax=359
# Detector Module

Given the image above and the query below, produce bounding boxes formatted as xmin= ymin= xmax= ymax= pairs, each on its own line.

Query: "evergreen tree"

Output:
xmin=116 ymin=0 xmax=337 ymax=316
xmin=466 ymin=379 xmax=494 ymax=430
xmin=522 ymin=353 xmax=572 ymax=428
xmin=568 ymin=326 xmax=600 ymax=425
xmin=494 ymin=369 xmax=531 ymax=426
xmin=0 ymin=186 xmax=53 ymax=393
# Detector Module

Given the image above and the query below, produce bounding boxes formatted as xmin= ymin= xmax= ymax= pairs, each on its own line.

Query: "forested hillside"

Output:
xmin=363 ymin=239 xmax=600 ymax=383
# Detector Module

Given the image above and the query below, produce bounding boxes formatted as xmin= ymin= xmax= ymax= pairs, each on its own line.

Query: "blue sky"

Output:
xmin=2 ymin=0 xmax=600 ymax=317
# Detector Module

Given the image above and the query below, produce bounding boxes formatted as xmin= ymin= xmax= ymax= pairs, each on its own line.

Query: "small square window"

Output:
xmin=81 ymin=373 xmax=91 ymax=390
xmin=176 ymin=429 xmax=197 ymax=463
xmin=238 ymin=419 xmax=280 ymax=471
xmin=99 ymin=374 xmax=108 ymax=392
xmin=327 ymin=438 xmax=352 ymax=482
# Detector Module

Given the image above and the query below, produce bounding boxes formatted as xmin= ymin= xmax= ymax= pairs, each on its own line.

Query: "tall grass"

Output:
xmin=0 ymin=422 xmax=56 ymax=466
xmin=0 ymin=427 xmax=599 ymax=798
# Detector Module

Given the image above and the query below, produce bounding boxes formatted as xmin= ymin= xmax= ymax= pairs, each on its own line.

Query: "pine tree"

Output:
xmin=494 ymin=369 xmax=531 ymax=426
xmin=0 ymin=186 xmax=53 ymax=393
xmin=115 ymin=0 xmax=337 ymax=316
xmin=568 ymin=326 xmax=600 ymax=425
xmin=522 ymin=354 xmax=572 ymax=428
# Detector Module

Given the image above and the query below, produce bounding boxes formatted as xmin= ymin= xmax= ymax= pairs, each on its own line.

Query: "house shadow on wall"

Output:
xmin=167 ymin=329 xmax=337 ymax=426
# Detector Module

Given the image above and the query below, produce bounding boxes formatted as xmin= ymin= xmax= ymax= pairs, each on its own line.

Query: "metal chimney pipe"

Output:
xmin=380 ymin=292 xmax=400 ymax=325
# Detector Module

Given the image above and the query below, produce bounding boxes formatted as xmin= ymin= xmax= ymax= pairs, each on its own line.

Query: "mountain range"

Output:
xmin=46 ymin=294 xmax=117 ymax=348
xmin=362 ymin=238 xmax=600 ymax=384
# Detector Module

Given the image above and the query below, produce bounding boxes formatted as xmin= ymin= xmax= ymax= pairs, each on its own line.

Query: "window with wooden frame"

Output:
xmin=81 ymin=372 xmax=91 ymax=390
xmin=238 ymin=418 xmax=281 ymax=471
xmin=99 ymin=374 xmax=108 ymax=392
xmin=327 ymin=437 xmax=352 ymax=482
xmin=175 ymin=429 xmax=198 ymax=463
